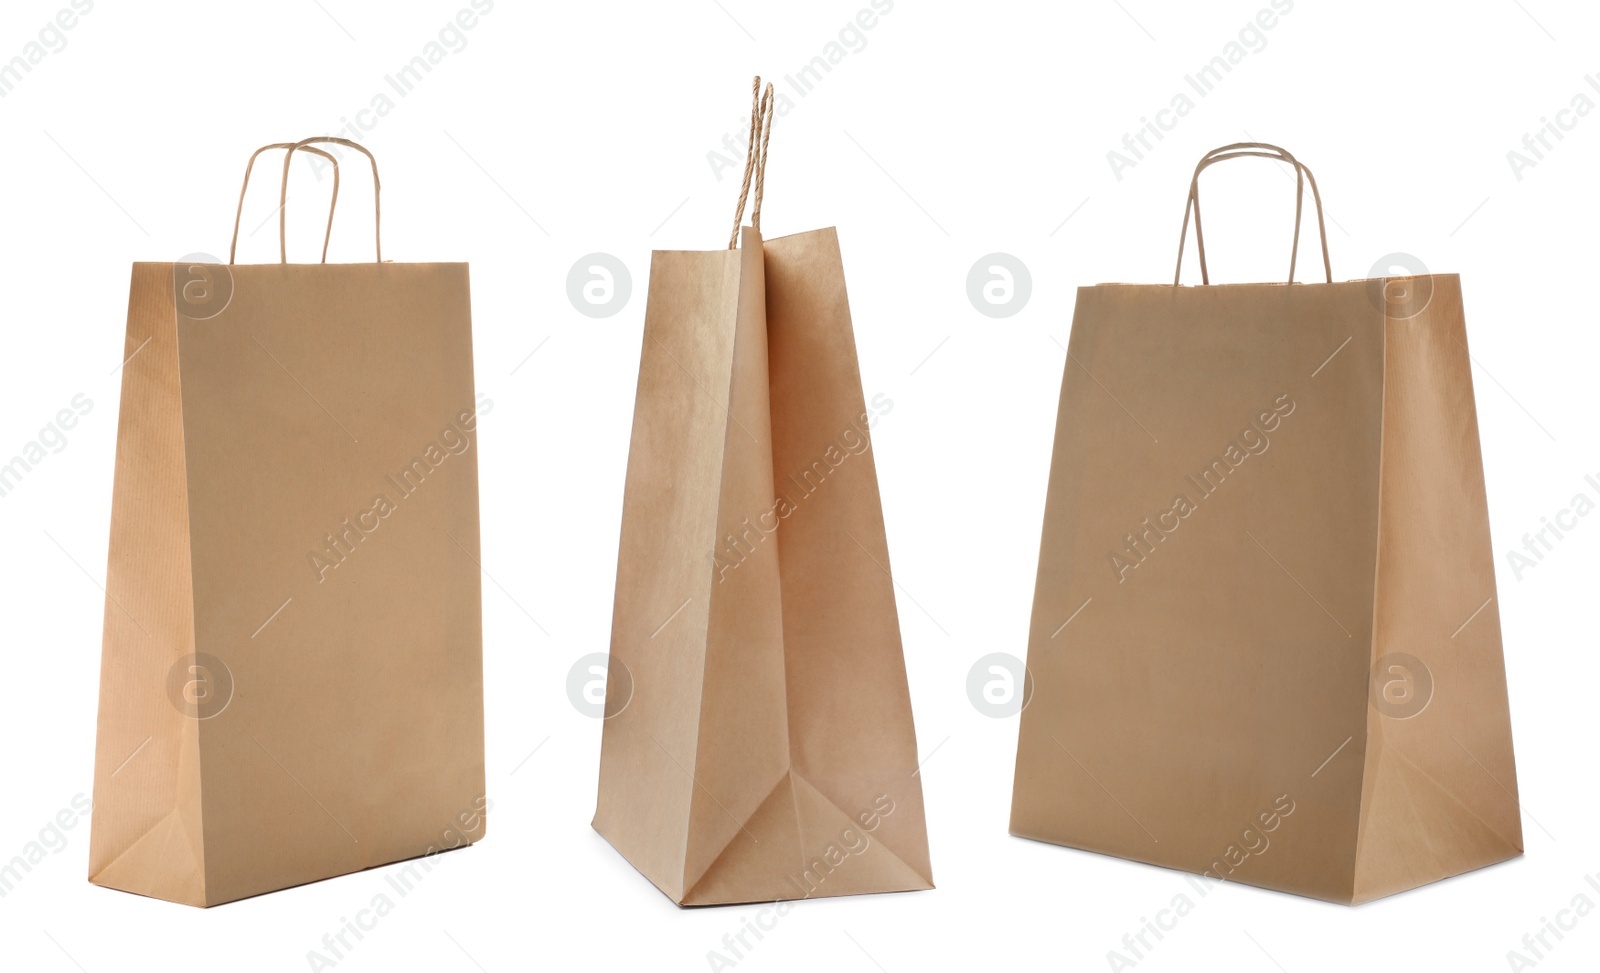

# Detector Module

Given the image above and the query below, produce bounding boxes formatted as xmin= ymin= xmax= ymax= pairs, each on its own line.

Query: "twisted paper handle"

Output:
xmin=728 ymin=76 xmax=775 ymax=249
xmin=228 ymin=143 xmax=342 ymax=265
xmin=1173 ymin=142 xmax=1331 ymax=286
xmin=281 ymin=137 xmax=381 ymax=264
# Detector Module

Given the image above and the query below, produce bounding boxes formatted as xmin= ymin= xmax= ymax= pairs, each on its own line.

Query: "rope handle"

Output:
xmin=1173 ymin=142 xmax=1332 ymax=286
xmin=228 ymin=143 xmax=341 ymax=265
xmin=281 ymin=137 xmax=382 ymax=264
xmin=727 ymin=77 xmax=775 ymax=249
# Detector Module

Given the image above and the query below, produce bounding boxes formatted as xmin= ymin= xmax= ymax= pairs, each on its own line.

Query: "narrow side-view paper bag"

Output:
xmin=594 ymin=79 xmax=933 ymax=906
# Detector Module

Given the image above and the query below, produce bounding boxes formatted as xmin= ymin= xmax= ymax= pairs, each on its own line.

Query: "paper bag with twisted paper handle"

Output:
xmin=1010 ymin=144 xmax=1520 ymax=904
xmin=90 ymin=139 xmax=486 ymax=907
xmin=593 ymin=79 xmax=933 ymax=906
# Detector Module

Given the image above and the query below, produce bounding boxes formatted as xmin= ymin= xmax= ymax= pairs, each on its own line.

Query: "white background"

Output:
xmin=0 ymin=0 xmax=1596 ymax=970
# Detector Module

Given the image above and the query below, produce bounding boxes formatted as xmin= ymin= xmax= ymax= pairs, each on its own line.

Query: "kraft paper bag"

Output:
xmin=1010 ymin=143 xmax=1521 ymax=904
xmin=593 ymin=79 xmax=933 ymax=906
xmin=89 ymin=138 xmax=486 ymax=907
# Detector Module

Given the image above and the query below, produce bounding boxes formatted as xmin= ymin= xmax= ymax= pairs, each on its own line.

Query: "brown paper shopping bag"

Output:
xmin=593 ymin=79 xmax=933 ymax=906
xmin=1010 ymin=144 xmax=1521 ymax=904
xmin=89 ymin=138 xmax=486 ymax=907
